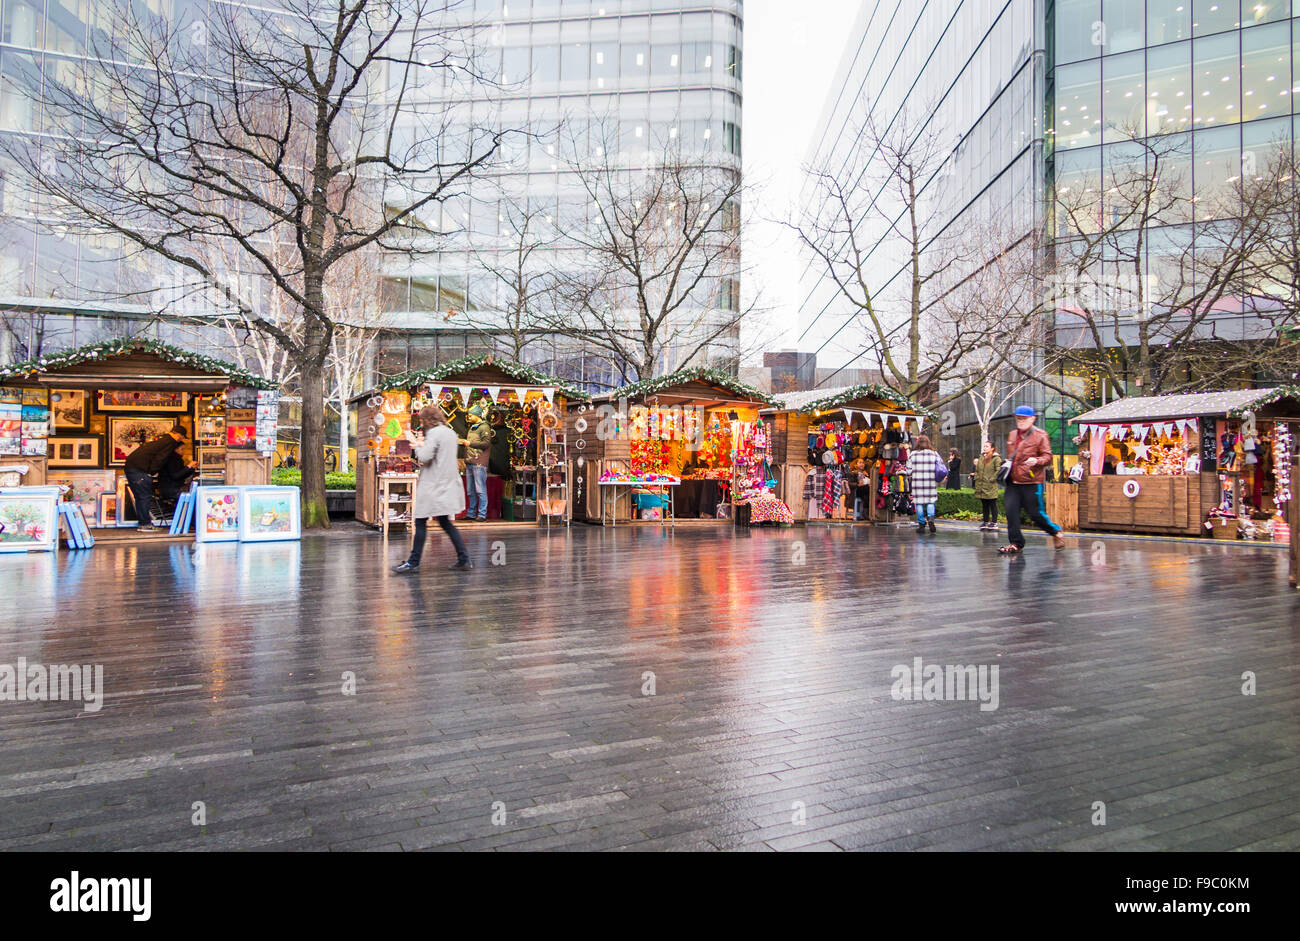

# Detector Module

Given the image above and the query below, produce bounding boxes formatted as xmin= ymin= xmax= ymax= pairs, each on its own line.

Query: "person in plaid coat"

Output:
xmin=906 ymin=434 xmax=945 ymax=533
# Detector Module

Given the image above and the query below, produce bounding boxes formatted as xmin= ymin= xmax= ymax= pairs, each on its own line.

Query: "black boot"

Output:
xmin=928 ymin=519 xmax=936 ymax=534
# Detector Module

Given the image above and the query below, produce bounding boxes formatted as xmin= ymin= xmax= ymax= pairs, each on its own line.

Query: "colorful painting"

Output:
xmin=20 ymin=438 xmax=47 ymax=457
xmin=226 ymin=423 xmax=256 ymax=449
xmin=0 ymin=487 xmax=60 ymax=552
xmin=51 ymin=389 xmax=87 ymax=430
xmin=195 ymin=487 xmax=242 ymax=542
xmin=98 ymin=492 xmax=118 ymax=527
xmin=238 ymin=487 xmax=300 ymax=542
xmin=47 ymin=470 xmax=116 ymax=527
xmin=48 ymin=435 xmax=103 ymax=468
xmin=0 ymin=402 xmax=19 ymax=456
xmin=108 ymin=417 xmax=176 ymax=465
xmin=0 ymin=388 xmax=20 ymax=404
xmin=97 ymin=390 xmax=189 ymax=412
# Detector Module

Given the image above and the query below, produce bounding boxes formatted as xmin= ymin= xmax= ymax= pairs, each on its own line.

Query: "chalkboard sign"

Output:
xmin=1201 ymin=419 xmax=1218 ymax=470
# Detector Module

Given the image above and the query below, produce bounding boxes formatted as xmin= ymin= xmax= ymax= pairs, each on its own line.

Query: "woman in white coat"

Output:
xmin=392 ymin=404 xmax=472 ymax=572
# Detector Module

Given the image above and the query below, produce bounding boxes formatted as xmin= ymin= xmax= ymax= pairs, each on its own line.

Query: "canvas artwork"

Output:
xmin=226 ymin=424 xmax=256 ymax=449
xmin=0 ymin=388 xmax=20 ymax=404
xmin=97 ymin=390 xmax=189 ymax=412
xmin=195 ymin=487 xmax=242 ymax=542
xmin=47 ymin=470 xmax=116 ymax=527
xmin=20 ymin=438 xmax=48 ymax=457
xmin=51 ymin=389 xmax=87 ymax=429
xmin=108 ymin=417 xmax=176 ymax=465
xmin=197 ymin=447 xmax=226 ymax=475
xmin=98 ymin=492 xmax=118 ymax=527
xmin=0 ymin=488 xmax=60 ymax=552
xmin=48 ymin=436 xmax=102 ymax=468
xmin=238 ymin=487 xmax=300 ymax=542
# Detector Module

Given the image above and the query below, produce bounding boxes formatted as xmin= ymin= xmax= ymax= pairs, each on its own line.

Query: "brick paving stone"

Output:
xmin=0 ymin=525 xmax=1296 ymax=850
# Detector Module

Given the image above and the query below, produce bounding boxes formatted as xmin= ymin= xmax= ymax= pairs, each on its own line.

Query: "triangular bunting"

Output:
xmin=487 ymin=386 xmax=501 ymax=403
xmin=515 ymin=387 xmax=530 ymax=406
xmin=542 ymin=387 xmax=555 ymax=404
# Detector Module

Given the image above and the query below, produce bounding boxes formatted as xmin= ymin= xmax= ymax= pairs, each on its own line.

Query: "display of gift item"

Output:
xmin=352 ymin=355 xmax=583 ymax=527
xmin=0 ymin=339 xmax=278 ymax=537
xmin=801 ymin=417 xmax=915 ymax=521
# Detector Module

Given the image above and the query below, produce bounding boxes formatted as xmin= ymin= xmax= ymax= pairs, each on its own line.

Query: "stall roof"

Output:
xmin=1228 ymin=386 xmax=1300 ymax=419
xmin=593 ymin=367 xmax=775 ymax=408
xmin=0 ymin=337 xmax=279 ymax=391
xmin=1072 ymin=388 xmax=1280 ymax=424
xmin=370 ymin=353 xmax=589 ymax=401
xmin=765 ymin=383 xmax=934 ymax=418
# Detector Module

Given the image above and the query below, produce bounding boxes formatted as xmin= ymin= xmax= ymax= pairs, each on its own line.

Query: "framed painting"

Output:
xmin=226 ymin=423 xmax=256 ymax=449
xmin=46 ymin=470 xmax=116 ymax=527
xmin=47 ymin=435 xmax=103 ymax=469
xmin=97 ymin=492 xmax=118 ymax=527
xmin=238 ymin=486 xmax=300 ymax=542
xmin=0 ymin=487 xmax=60 ymax=552
xmin=195 ymin=486 xmax=242 ymax=542
xmin=50 ymin=389 xmax=88 ymax=430
xmin=108 ymin=417 xmax=176 ymax=466
xmin=115 ymin=475 xmax=139 ymax=526
xmin=97 ymin=390 xmax=189 ymax=413
xmin=197 ymin=446 xmax=227 ymax=476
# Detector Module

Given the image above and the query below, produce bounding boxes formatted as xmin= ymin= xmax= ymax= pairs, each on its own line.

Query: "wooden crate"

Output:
xmin=225 ymin=452 xmax=270 ymax=486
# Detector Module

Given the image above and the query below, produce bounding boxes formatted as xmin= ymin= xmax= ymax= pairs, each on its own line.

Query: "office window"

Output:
xmin=591 ymin=42 xmax=617 ymax=88
xmin=1100 ymin=0 xmax=1143 ymax=54
xmin=1055 ymin=0 xmax=1101 ymax=65
xmin=622 ymin=42 xmax=650 ymax=82
xmin=502 ymin=47 xmax=530 ymax=86
xmin=1193 ymin=124 xmax=1242 ymax=219
xmin=1102 ymin=51 xmax=1145 ymax=140
xmin=1147 ymin=0 xmax=1192 ymax=46
xmin=1241 ymin=23 xmax=1290 ymax=121
xmin=1193 ymin=31 xmax=1240 ymax=126
xmin=1055 ymin=60 xmax=1102 ymax=147
xmin=1192 ymin=0 xmax=1240 ymax=36
xmin=1147 ymin=40 xmax=1192 ymax=134
xmin=1242 ymin=0 xmax=1288 ymax=25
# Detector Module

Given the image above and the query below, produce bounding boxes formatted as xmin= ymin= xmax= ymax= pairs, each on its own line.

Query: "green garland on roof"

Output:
xmin=604 ymin=366 xmax=775 ymax=405
xmin=379 ymin=353 xmax=590 ymax=401
xmin=1228 ymin=386 xmax=1300 ymax=417
xmin=794 ymin=384 xmax=935 ymax=419
xmin=0 ymin=337 xmax=280 ymax=390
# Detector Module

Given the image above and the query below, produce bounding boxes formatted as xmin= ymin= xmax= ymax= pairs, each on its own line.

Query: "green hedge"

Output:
xmin=270 ymin=468 xmax=357 ymax=490
xmin=935 ymin=488 xmax=1053 ymax=524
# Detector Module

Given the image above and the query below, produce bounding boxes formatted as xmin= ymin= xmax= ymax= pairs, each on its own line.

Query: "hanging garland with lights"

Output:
xmin=378 ymin=353 xmax=589 ymax=401
xmin=605 ymin=367 xmax=775 ymax=406
xmin=0 ymin=337 xmax=279 ymax=390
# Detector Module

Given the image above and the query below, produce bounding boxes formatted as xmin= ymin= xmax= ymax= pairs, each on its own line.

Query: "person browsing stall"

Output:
xmin=123 ymin=423 xmax=194 ymax=532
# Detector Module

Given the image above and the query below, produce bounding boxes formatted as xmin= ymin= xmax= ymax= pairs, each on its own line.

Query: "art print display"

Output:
xmin=0 ymin=388 xmax=20 ymax=404
xmin=20 ymin=438 xmax=47 ymax=457
xmin=237 ymin=487 xmax=300 ymax=542
xmin=98 ymin=492 xmax=118 ymax=527
xmin=226 ymin=423 xmax=256 ymax=449
xmin=0 ymin=402 xmax=20 ymax=456
xmin=97 ymin=390 xmax=189 ymax=413
xmin=46 ymin=470 xmax=116 ymax=527
xmin=51 ymin=389 xmax=87 ymax=430
xmin=195 ymin=487 xmax=242 ymax=542
xmin=108 ymin=417 xmax=176 ymax=465
xmin=0 ymin=487 xmax=60 ymax=552
xmin=48 ymin=436 xmax=103 ymax=469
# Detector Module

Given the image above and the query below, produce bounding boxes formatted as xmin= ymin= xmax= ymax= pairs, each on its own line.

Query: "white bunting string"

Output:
xmin=486 ymin=386 xmax=501 ymax=403
xmin=542 ymin=387 xmax=556 ymax=404
xmin=515 ymin=387 xmax=530 ymax=406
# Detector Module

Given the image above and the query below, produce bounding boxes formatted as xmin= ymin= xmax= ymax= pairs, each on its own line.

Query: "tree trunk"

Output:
xmin=338 ymin=404 xmax=349 ymax=475
xmin=299 ymin=315 xmax=331 ymax=529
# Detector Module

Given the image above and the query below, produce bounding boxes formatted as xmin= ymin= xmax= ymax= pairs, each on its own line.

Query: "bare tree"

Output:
xmin=0 ymin=0 xmax=508 ymax=526
xmin=552 ymin=126 xmax=752 ymax=384
xmin=791 ymin=104 xmax=1002 ymax=408
xmin=1045 ymin=131 xmax=1279 ymax=398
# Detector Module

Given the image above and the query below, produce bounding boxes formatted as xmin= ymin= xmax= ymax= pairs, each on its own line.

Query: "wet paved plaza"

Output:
xmin=1 ymin=523 xmax=1297 ymax=851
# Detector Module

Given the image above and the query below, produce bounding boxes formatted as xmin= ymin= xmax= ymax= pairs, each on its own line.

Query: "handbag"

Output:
xmin=995 ymin=460 xmax=1012 ymax=485
xmin=934 ymin=458 xmax=948 ymax=484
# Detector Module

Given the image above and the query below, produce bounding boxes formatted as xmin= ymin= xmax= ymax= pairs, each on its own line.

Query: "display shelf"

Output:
xmin=379 ymin=473 xmax=418 ymax=536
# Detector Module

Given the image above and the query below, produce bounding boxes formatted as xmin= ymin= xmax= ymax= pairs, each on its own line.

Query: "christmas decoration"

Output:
xmin=605 ymin=367 xmax=775 ymax=406
xmin=377 ymin=353 xmax=589 ymax=401
xmin=0 ymin=337 xmax=279 ymax=389
xmin=1274 ymin=426 xmax=1292 ymax=506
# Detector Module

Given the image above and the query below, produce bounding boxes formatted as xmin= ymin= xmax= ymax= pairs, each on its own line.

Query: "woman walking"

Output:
xmin=973 ymin=441 xmax=1001 ymax=531
xmin=906 ymin=434 xmax=945 ymax=533
xmin=392 ymin=404 xmax=473 ymax=573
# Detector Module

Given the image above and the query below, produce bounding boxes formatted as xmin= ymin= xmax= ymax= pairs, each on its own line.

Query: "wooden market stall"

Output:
xmin=1071 ymin=388 xmax=1295 ymax=540
xmin=565 ymin=368 xmax=776 ymax=524
xmin=1226 ymin=387 xmax=1299 ymax=585
xmin=762 ymin=385 xmax=931 ymax=523
xmin=0 ymin=337 xmax=277 ymax=544
xmin=352 ymin=354 xmax=587 ymax=529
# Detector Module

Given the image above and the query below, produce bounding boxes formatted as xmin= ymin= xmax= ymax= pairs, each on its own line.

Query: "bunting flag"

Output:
xmin=1109 ymin=424 xmax=1124 ymax=439
xmin=515 ymin=387 xmax=530 ymax=406
xmin=1132 ymin=423 xmax=1148 ymax=441
xmin=458 ymin=386 xmax=473 ymax=405
xmin=542 ymin=387 xmax=556 ymax=404
xmin=487 ymin=386 xmax=501 ymax=403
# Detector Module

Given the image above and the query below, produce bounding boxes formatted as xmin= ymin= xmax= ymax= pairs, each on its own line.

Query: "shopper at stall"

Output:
xmin=463 ymin=400 xmax=492 ymax=522
xmin=973 ymin=441 xmax=1001 ymax=531
xmin=1000 ymin=406 xmax=1066 ymax=555
xmin=906 ymin=434 xmax=946 ymax=533
xmin=123 ymin=423 xmax=191 ymax=531
xmin=393 ymin=405 xmax=471 ymax=573
xmin=947 ymin=449 xmax=963 ymax=490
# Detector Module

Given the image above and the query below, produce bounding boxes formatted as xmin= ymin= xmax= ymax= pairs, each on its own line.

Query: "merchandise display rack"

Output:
xmin=539 ymin=426 xmax=570 ymax=528
xmin=379 ymin=473 xmax=417 ymax=536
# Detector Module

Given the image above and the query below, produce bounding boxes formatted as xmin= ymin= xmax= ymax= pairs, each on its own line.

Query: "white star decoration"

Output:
xmin=1131 ymin=440 xmax=1151 ymax=461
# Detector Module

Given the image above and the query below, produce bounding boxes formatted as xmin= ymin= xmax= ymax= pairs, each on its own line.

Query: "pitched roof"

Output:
xmin=597 ymin=367 xmax=775 ymax=405
xmin=376 ymin=353 xmax=589 ymax=400
xmin=1073 ymin=388 xmax=1279 ymax=423
xmin=0 ymin=337 xmax=279 ymax=389
xmin=768 ymin=383 xmax=933 ymax=417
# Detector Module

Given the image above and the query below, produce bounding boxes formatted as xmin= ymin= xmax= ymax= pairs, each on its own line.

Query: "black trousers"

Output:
xmin=981 ymin=498 xmax=998 ymax=523
xmin=124 ymin=469 xmax=156 ymax=524
xmin=1003 ymin=483 xmax=1059 ymax=549
xmin=408 ymin=516 xmax=468 ymax=566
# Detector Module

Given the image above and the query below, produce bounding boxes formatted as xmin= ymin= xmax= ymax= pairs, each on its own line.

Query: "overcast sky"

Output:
xmin=741 ymin=0 xmax=861 ymax=368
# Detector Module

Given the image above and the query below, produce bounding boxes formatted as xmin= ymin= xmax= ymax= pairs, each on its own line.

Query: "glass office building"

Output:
xmin=378 ymin=0 xmax=744 ymax=388
xmin=800 ymin=0 xmax=1300 ymax=464
xmin=0 ymin=0 xmax=744 ymax=392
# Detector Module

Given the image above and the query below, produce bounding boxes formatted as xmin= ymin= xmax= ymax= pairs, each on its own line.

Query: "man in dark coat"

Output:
xmin=123 ymin=423 xmax=193 ymax=531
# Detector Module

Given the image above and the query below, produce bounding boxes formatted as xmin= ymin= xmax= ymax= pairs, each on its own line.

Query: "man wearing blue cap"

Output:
xmin=1000 ymin=406 xmax=1066 ymax=554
